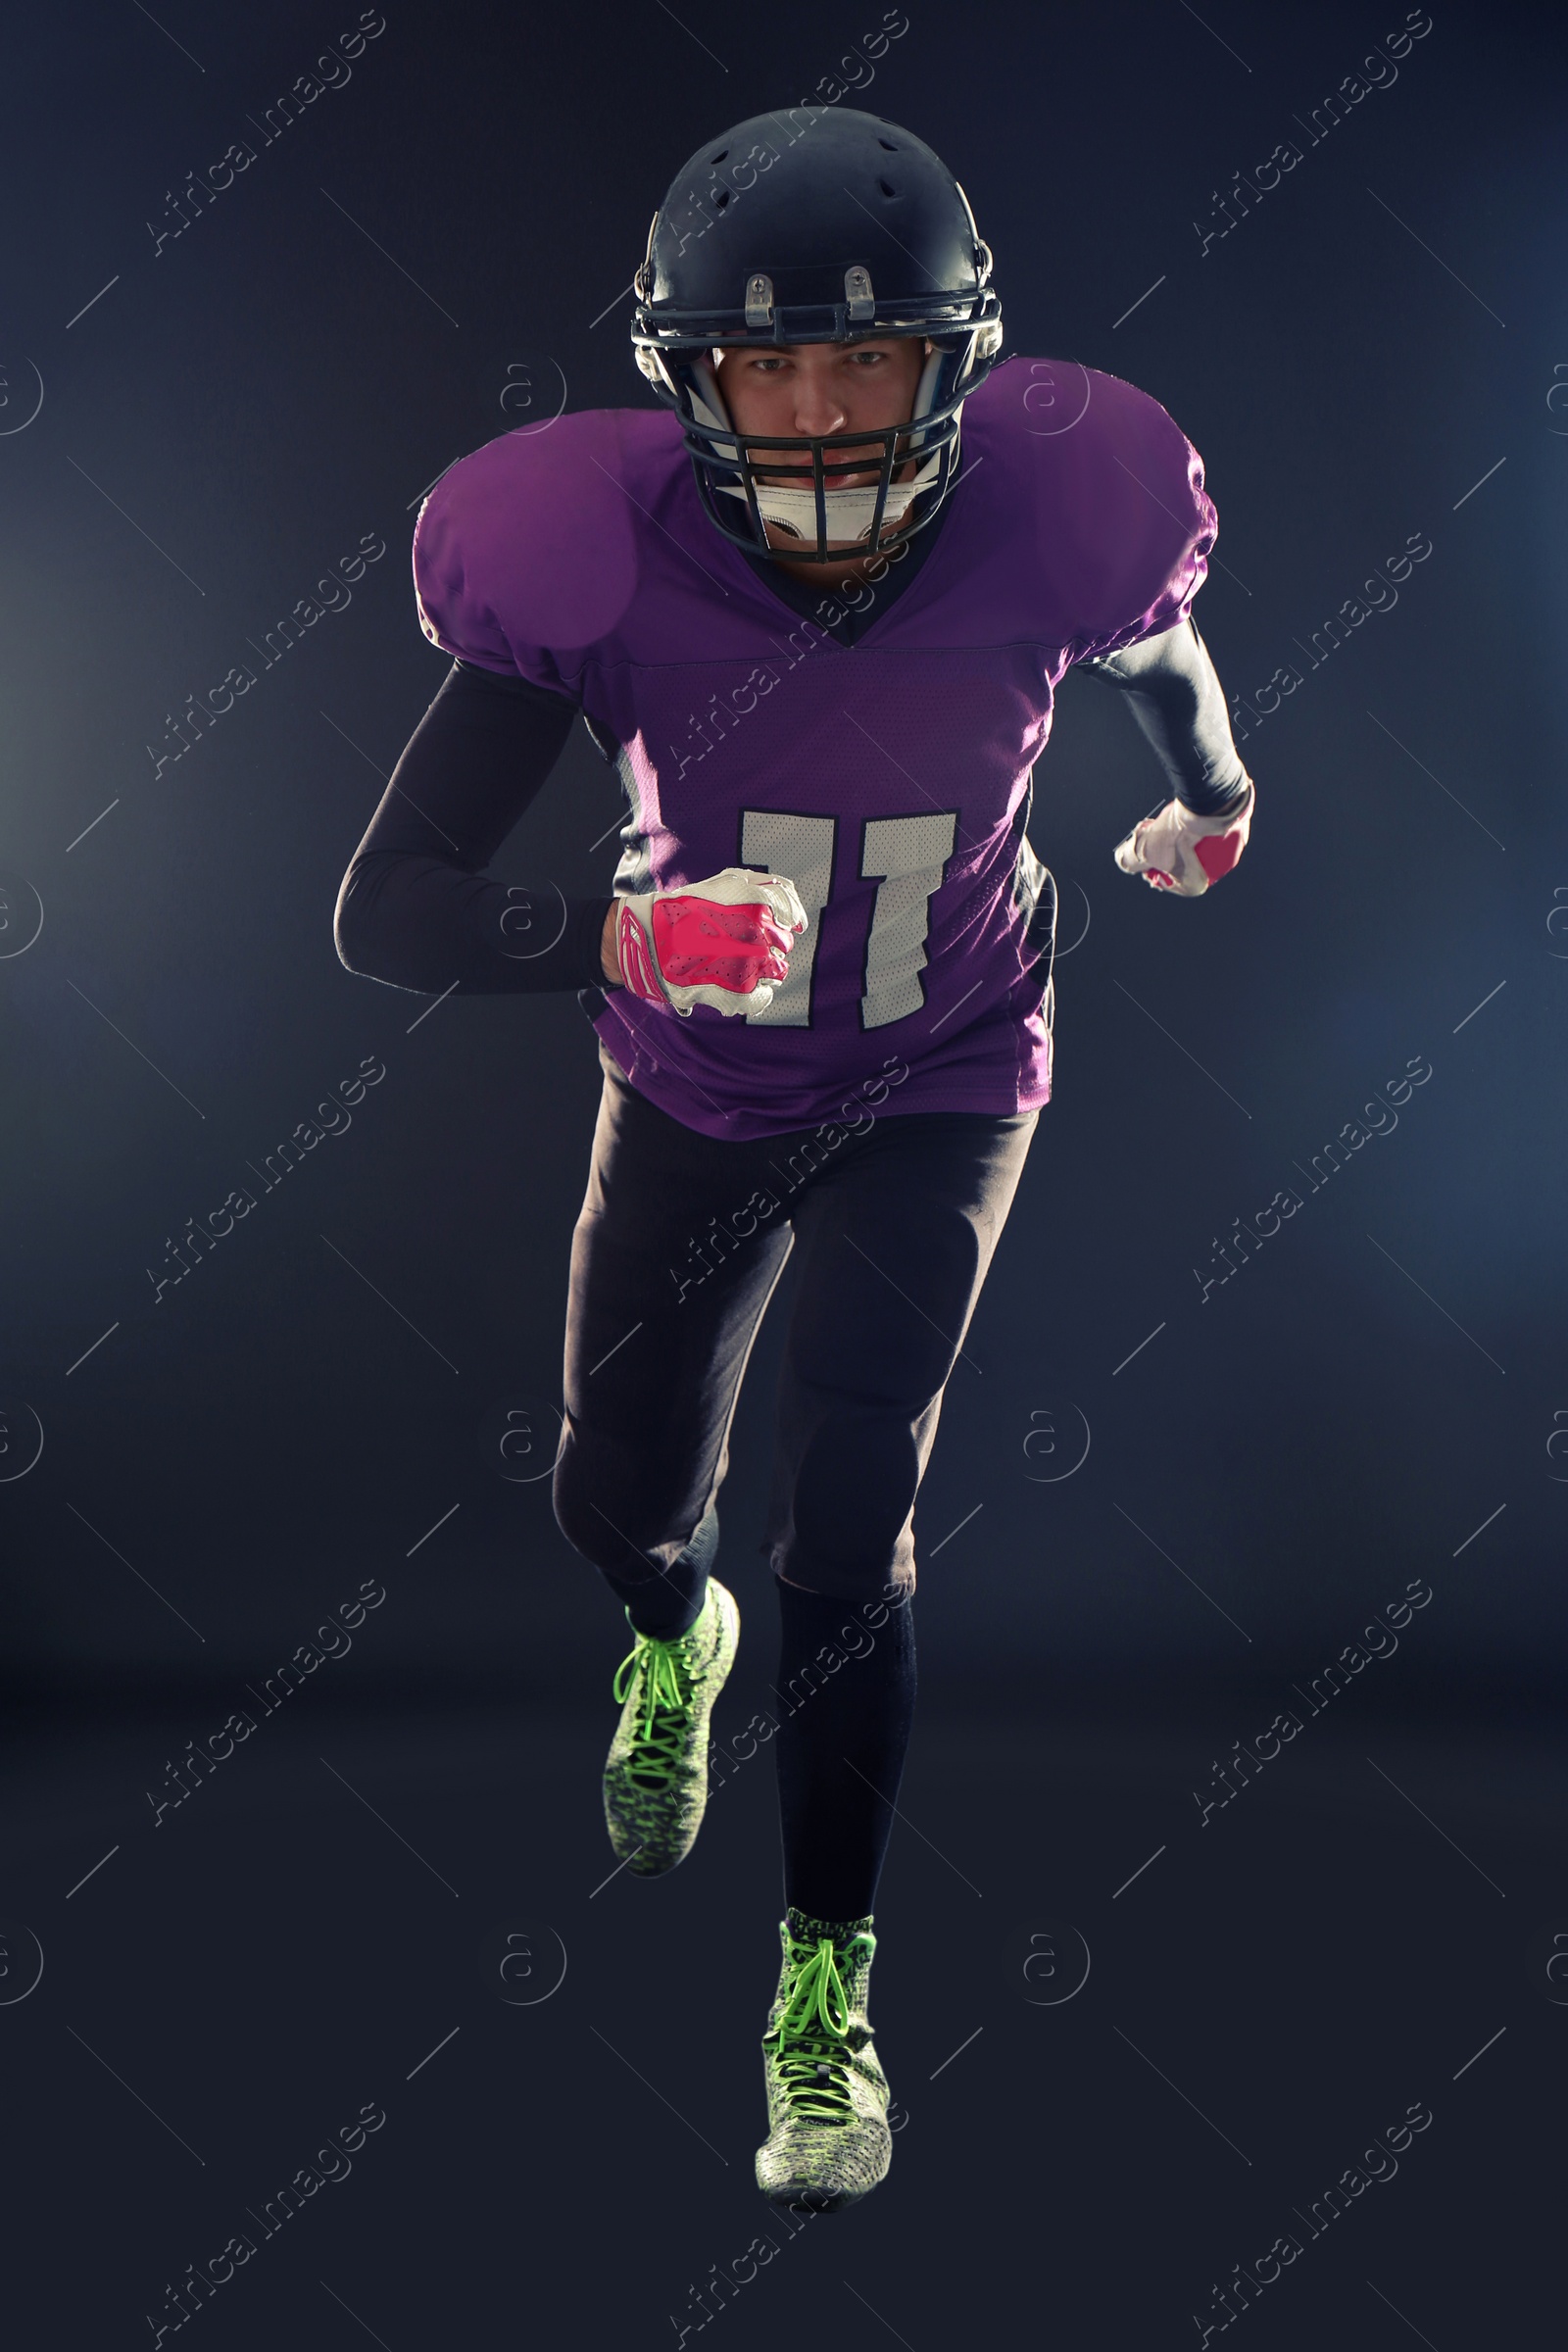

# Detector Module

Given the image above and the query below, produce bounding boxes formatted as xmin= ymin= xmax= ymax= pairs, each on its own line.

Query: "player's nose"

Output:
xmin=791 ymin=373 xmax=848 ymax=439
xmin=794 ymin=405 xmax=849 ymax=442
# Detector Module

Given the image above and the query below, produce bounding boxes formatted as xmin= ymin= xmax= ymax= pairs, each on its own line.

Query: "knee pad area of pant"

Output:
xmin=553 ymin=1436 xmax=716 ymax=1579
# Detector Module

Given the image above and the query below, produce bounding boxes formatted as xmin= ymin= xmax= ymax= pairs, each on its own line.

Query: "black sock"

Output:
xmin=772 ymin=1577 xmax=916 ymax=1922
xmin=621 ymin=1567 xmax=706 ymax=1641
xmin=613 ymin=1504 xmax=718 ymax=1640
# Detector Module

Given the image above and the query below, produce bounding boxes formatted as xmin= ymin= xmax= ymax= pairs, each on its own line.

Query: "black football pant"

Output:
xmin=553 ymin=1040 xmax=1036 ymax=1917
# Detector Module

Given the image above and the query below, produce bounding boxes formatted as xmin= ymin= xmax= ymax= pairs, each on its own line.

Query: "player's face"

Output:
xmin=714 ymin=338 xmax=929 ymax=563
xmin=715 ymin=337 xmax=926 ymax=474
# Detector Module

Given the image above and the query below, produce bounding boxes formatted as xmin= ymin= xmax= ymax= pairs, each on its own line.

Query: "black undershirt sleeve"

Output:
xmin=1079 ymin=615 xmax=1251 ymax=816
xmin=333 ymin=659 xmax=617 ymax=996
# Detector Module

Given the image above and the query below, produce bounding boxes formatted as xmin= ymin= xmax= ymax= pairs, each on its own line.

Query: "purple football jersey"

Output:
xmin=412 ymin=354 xmax=1216 ymax=1140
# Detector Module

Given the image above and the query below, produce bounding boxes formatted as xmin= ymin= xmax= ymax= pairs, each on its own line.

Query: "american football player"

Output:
xmin=335 ymin=105 xmax=1254 ymax=2213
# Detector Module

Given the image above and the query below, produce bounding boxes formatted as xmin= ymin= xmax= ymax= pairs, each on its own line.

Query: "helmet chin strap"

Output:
xmin=690 ymin=353 xmax=949 ymax=547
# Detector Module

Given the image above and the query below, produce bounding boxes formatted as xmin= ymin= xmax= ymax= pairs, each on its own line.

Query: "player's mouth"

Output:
xmin=750 ymin=435 xmax=914 ymax=494
xmin=754 ymin=461 xmax=891 ymax=491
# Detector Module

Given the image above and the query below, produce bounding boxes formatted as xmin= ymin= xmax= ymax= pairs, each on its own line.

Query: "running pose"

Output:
xmin=335 ymin=108 xmax=1254 ymax=2213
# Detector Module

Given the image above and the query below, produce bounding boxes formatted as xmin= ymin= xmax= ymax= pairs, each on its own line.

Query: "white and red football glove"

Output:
xmin=1113 ymin=780 xmax=1255 ymax=898
xmin=614 ymin=866 xmax=808 ymax=1018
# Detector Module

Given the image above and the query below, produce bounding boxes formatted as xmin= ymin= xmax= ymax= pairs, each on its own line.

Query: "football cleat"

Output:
xmin=1113 ymin=779 xmax=1254 ymax=897
xmin=602 ymin=1579 xmax=739 ymax=1876
xmin=756 ymin=1909 xmax=892 ymax=2212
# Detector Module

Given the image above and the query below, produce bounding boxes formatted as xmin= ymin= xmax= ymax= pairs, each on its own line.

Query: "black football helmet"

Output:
xmin=630 ymin=108 xmax=1004 ymax=565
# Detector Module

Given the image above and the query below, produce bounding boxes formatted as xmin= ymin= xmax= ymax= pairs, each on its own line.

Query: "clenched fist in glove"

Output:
xmin=610 ymin=867 xmax=808 ymax=1017
xmin=1113 ymin=780 xmax=1255 ymax=898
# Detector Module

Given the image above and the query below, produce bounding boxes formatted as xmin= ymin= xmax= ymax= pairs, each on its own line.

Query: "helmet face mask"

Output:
xmin=676 ymin=336 xmax=973 ymax=564
xmin=631 ymin=110 xmax=1004 ymax=566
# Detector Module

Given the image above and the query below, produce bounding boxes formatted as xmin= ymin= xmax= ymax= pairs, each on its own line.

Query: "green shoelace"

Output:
xmin=611 ymin=1626 xmax=700 ymax=1788
xmin=768 ymin=1936 xmax=858 ymax=2124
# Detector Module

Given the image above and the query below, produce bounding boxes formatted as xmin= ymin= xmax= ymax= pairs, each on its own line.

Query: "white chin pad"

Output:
xmin=719 ymin=452 xmax=941 ymax=542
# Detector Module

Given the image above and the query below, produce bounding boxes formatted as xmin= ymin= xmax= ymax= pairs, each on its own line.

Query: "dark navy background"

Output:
xmin=0 ymin=4 xmax=1561 ymax=2346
